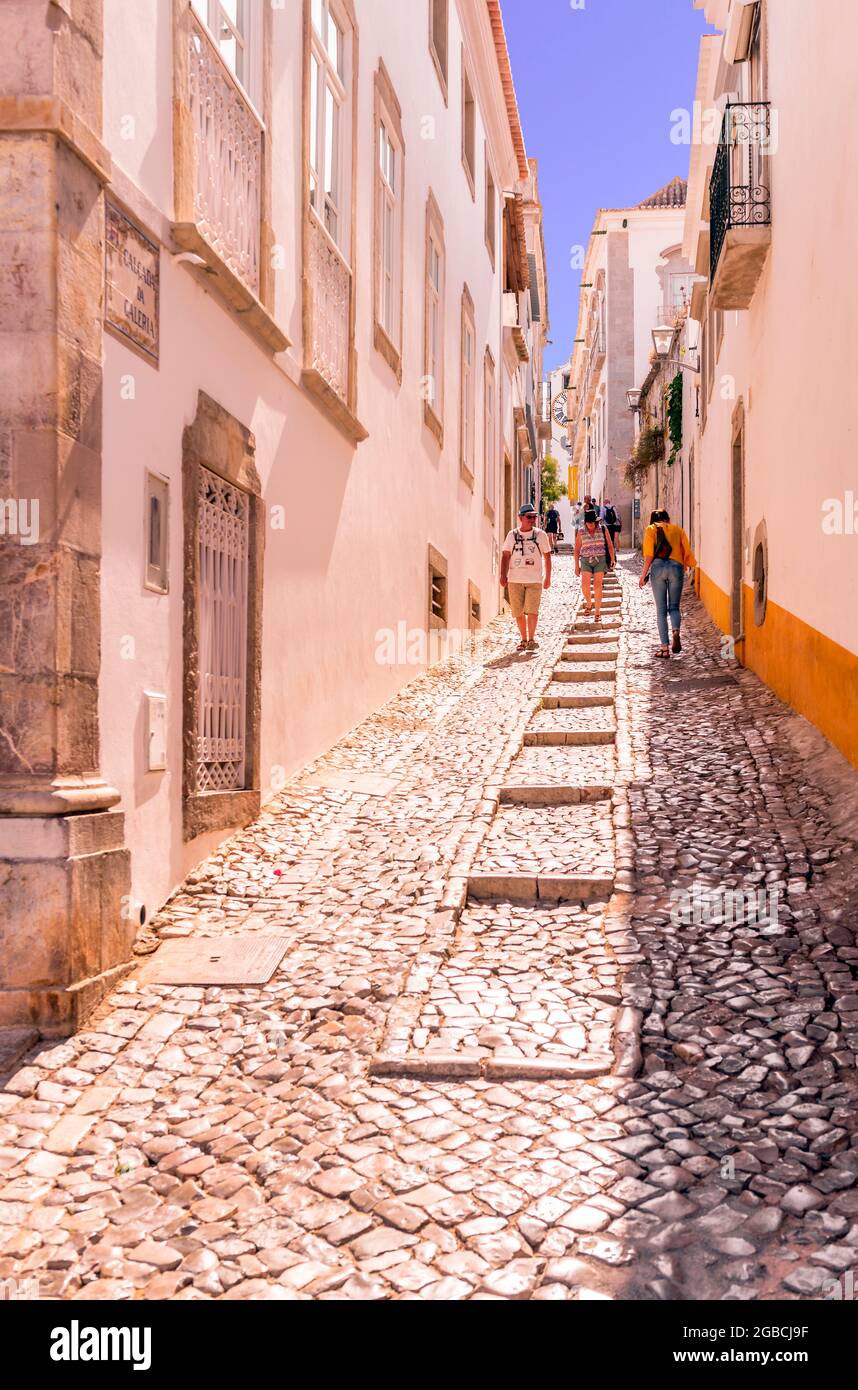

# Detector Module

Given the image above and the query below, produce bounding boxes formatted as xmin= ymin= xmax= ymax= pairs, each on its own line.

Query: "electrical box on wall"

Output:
xmin=145 ymin=693 xmax=167 ymax=771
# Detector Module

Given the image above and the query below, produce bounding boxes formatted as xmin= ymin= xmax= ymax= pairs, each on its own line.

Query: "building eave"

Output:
xmin=486 ymin=0 xmax=529 ymax=181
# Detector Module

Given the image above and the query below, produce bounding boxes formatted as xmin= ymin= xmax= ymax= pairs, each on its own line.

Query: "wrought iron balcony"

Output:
xmin=709 ymin=102 xmax=773 ymax=309
xmin=186 ymin=10 xmax=262 ymax=294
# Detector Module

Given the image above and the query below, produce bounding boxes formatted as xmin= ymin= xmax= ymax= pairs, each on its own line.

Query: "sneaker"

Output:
xmin=672 ymin=631 xmax=682 ymax=654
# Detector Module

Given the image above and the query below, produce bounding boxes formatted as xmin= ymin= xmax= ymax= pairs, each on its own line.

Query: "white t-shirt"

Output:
xmin=502 ymin=527 xmax=551 ymax=584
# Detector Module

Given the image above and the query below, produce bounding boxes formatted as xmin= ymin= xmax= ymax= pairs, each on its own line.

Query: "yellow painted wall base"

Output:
xmin=695 ymin=568 xmax=858 ymax=772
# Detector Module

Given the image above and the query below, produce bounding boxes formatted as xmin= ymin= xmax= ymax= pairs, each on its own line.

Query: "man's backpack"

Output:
xmin=654 ymin=526 xmax=673 ymax=561
xmin=604 ymin=506 xmax=618 ymax=528
xmin=511 ymin=529 xmax=543 ymax=561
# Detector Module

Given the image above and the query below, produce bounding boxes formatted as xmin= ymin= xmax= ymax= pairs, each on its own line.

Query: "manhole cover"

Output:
xmin=666 ymin=675 xmax=738 ymax=692
xmin=139 ymin=937 xmax=290 ymax=986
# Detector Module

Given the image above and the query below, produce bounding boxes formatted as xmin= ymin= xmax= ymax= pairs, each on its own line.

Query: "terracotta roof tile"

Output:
xmin=486 ymin=0 xmax=529 ymax=181
xmin=639 ymin=176 xmax=688 ymax=209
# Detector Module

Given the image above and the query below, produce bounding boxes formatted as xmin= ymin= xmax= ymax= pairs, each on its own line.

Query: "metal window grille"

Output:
xmin=196 ymin=467 xmax=249 ymax=792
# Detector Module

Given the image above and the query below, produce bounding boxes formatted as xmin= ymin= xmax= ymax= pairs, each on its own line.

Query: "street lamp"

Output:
xmin=626 ymin=388 xmax=642 ymax=413
xmin=651 ymin=324 xmax=701 ymax=374
xmin=652 ymin=324 xmax=675 ymax=358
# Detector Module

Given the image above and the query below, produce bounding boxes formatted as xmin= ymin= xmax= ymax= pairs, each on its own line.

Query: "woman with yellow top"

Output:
xmin=639 ymin=510 xmax=697 ymax=658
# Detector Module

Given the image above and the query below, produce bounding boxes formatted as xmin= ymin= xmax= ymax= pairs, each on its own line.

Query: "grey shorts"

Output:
xmin=580 ymin=556 xmax=608 ymax=575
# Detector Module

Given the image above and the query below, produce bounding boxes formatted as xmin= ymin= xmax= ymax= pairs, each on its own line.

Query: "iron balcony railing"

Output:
xmin=710 ymin=101 xmax=772 ymax=284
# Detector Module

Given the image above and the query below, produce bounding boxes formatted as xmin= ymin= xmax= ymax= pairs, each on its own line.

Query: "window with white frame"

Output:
xmin=379 ymin=124 xmax=398 ymax=336
xmin=460 ymin=287 xmax=475 ymax=483
xmin=309 ymin=0 xmax=350 ymax=251
xmin=424 ymin=195 xmax=445 ymax=432
xmin=191 ymin=0 xmax=261 ymax=107
xmin=670 ymin=272 xmax=693 ymax=309
xmin=373 ymin=63 xmax=404 ymax=364
xmin=484 ymin=348 xmax=498 ymax=513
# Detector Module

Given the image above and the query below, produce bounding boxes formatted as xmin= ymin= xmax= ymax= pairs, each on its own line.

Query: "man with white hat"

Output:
xmin=500 ymin=504 xmax=552 ymax=652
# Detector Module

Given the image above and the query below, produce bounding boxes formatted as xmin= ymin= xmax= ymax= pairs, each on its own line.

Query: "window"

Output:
xmin=309 ymin=0 xmax=349 ymax=249
xmin=468 ymin=581 xmax=481 ymax=632
xmin=144 ymin=472 xmax=169 ymax=593
xmin=379 ymin=126 xmax=396 ymax=332
xmin=701 ymin=306 xmax=711 ymax=429
xmin=428 ymin=545 xmax=448 ymax=629
xmin=374 ymin=62 xmax=405 ymax=374
xmin=460 ymin=287 xmax=475 ymax=485
xmin=670 ymin=272 xmax=693 ymax=309
xmin=462 ymin=57 xmax=476 ymax=195
xmin=484 ymin=348 xmax=498 ymax=516
xmin=424 ymin=193 xmax=445 ymax=443
xmin=191 ymin=0 xmax=261 ymax=106
xmin=196 ymin=466 xmax=250 ymax=792
xmin=485 ymin=153 xmax=497 ymax=266
xmin=429 ymin=0 xmax=448 ymax=97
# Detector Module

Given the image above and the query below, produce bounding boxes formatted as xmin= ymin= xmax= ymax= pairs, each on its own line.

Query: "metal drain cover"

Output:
xmin=139 ymin=937 xmax=290 ymax=985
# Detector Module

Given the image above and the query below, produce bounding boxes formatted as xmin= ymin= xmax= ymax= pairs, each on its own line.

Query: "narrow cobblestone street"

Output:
xmin=2 ymin=558 xmax=857 ymax=1302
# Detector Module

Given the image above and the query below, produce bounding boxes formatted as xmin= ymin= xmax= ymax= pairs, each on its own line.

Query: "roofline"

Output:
xmin=486 ymin=0 xmax=529 ymax=181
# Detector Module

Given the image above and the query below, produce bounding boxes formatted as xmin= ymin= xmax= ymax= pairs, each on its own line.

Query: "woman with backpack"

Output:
xmin=640 ymin=510 xmax=696 ymax=658
xmin=575 ymin=508 xmax=615 ymax=623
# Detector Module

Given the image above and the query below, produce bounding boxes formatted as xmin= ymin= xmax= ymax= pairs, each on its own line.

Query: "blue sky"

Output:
xmin=501 ymin=0 xmax=715 ymax=372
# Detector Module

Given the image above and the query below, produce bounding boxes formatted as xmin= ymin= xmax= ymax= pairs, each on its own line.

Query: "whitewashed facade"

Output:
xmin=0 ymin=0 xmax=547 ymax=1028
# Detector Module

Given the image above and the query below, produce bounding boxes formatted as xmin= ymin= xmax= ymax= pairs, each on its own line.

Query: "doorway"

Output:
xmin=731 ymin=407 xmax=745 ymax=643
xmin=503 ymin=452 xmax=513 ymax=538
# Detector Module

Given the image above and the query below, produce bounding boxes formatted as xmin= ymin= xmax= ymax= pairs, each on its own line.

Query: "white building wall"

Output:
xmin=99 ymin=0 xmax=526 ymax=921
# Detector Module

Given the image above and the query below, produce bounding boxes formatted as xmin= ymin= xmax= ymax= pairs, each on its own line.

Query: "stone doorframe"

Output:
xmin=181 ymin=392 xmax=264 ymax=842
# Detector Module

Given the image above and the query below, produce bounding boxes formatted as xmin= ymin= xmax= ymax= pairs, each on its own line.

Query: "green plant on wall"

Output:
xmin=541 ymin=454 xmax=567 ymax=504
xmin=623 ymin=425 xmax=664 ymax=491
xmin=634 ymin=426 xmax=665 ymax=467
xmin=665 ymin=373 xmax=683 ymax=466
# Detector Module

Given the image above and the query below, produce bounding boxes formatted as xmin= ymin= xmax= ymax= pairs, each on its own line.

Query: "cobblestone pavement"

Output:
xmin=2 ymin=556 xmax=858 ymax=1301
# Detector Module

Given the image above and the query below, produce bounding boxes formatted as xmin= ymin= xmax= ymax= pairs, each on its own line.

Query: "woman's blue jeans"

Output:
xmin=650 ymin=559 xmax=685 ymax=646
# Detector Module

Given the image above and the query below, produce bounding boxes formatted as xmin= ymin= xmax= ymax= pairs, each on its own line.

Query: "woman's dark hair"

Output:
xmin=657 ymin=510 xmax=670 ymax=522
xmin=584 ymin=509 xmax=598 ymax=525
xmin=649 ymin=511 xmax=660 ymax=525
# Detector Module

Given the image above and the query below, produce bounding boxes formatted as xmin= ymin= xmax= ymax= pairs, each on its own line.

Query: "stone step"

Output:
xmin=564 ymin=632 xmax=619 ymax=645
xmin=552 ymin=666 xmax=616 ymax=683
xmin=467 ymin=871 xmax=615 ymax=905
xmin=524 ymin=727 xmax=616 ymax=747
xmin=525 ymin=705 xmax=616 ymax=743
xmin=506 ymin=744 xmax=616 ymax=788
xmin=571 ymin=619 xmax=621 ymax=632
xmin=499 ymin=783 xmax=613 ymax=805
xmin=473 ymin=801 xmax=614 ymax=880
xmin=561 ymin=648 xmax=617 ymax=664
xmin=541 ymin=688 xmax=615 ymax=709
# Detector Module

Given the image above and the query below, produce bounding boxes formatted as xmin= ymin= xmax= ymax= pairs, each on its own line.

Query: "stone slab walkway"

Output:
xmin=1 ymin=556 xmax=857 ymax=1301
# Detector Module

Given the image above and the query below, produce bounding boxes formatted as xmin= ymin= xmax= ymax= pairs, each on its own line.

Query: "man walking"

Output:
xmin=544 ymin=502 xmax=561 ymax=553
xmin=602 ymin=497 xmax=621 ymax=555
xmin=500 ymin=503 xmax=552 ymax=652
